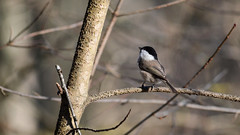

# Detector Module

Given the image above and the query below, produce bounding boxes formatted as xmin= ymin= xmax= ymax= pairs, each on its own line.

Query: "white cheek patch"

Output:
xmin=140 ymin=50 xmax=155 ymax=61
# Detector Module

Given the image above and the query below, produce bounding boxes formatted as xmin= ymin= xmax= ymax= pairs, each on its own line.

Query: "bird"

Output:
xmin=137 ymin=46 xmax=177 ymax=92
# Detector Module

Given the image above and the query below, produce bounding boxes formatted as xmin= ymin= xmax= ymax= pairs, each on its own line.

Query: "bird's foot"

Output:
xmin=150 ymin=84 xmax=155 ymax=91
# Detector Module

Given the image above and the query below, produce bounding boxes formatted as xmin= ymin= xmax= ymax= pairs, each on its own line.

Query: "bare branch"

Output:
xmin=97 ymin=99 xmax=240 ymax=114
xmin=55 ymin=65 xmax=81 ymax=135
xmin=8 ymin=44 xmax=51 ymax=50
xmin=88 ymin=87 xmax=240 ymax=103
xmin=91 ymin=0 xmax=124 ymax=77
xmin=0 ymin=85 xmax=60 ymax=102
xmin=190 ymin=2 xmax=240 ymax=16
xmin=124 ymin=94 xmax=178 ymax=135
xmin=17 ymin=21 xmax=83 ymax=41
xmin=184 ymin=23 xmax=236 ymax=88
xmin=2 ymin=83 xmax=240 ymax=115
xmin=204 ymin=69 xmax=228 ymax=90
xmin=117 ymin=0 xmax=187 ymax=17
xmin=9 ymin=1 xmax=50 ymax=42
xmin=2 ymin=84 xmax=240 ymax=105
xmin=66 ymin=109 xmax=131 ymax=135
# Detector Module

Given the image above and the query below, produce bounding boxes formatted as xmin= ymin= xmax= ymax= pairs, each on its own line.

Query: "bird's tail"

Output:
xmin=164 ymin=79 xmax=177 ymax=93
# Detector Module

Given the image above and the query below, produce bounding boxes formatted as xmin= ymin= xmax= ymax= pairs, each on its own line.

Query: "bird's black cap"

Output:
xmin=139 ymin=46 xmax=158 ymax=60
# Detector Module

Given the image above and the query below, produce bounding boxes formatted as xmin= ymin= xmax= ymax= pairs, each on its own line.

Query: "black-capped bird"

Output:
xmin=138 ymin=46 xmax=177 ymax=92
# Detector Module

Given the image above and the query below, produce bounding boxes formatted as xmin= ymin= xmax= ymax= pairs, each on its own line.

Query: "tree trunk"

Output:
xmin=54 ymin=0 xmax=110 ymax=134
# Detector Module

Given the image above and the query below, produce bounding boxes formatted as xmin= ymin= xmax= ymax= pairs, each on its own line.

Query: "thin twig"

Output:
xmin=9 ymin=1 xmax=50 ymax=42
xmin=184 ymin=24 xmax=236 ymax=87
xmin=67 ymin=109 xmax=131 ymax=135
xmin=108 ymin=6 xmax=114 ymax=14
xmin=117 ymin=0 xmax=186 ymax=17
xmin=204 ymin=69 xmax=228 ymax=90
xmin=1 ymin=21 xmax=82 ymax=50
xmin=9 ymin=44 xmax=51 ymax=50
xmin=124 ymin=23 xmax=237 ymax=134
xmin=91 ymin=0 xmax=124 ymax=77
xmin=6 ymin=43 xmax=74 ymax=53
xmin=125 ymin=94 xmax=177 ymax=135
xmin=0 ymin=85 xmax=60 ymax=101
xmin=17 ymin=21 xmax=83 ymax=41
xmin=55 ymin=65 xmax=81 ymax=135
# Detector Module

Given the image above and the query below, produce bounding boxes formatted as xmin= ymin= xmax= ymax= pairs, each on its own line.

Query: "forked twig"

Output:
xmin=17 ymin=21 xmax=83 ymax=41
xmin=9 ymin=1 xmax=50 ymax=43
xmin=67 ymin=109 xmax=131 ymax=135
xmin=124 ymin=23 xmax=236 ymax=134
xmin=55 ymin=65 xmax=81 ymax=135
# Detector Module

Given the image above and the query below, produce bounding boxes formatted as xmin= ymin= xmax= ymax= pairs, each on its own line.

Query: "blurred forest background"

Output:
xmin=0 ymin=0 xmax=240 ymax=135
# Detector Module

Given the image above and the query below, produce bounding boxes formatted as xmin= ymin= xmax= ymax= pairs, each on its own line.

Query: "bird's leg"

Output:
xmin=150 ymin=83 xmax=155 ymax=91
xmin=141 ymin=81 xmax=145 ymax=88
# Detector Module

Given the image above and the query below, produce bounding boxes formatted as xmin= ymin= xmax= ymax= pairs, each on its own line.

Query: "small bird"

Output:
xmin=138 ymin=46 xmax=177 ymax=92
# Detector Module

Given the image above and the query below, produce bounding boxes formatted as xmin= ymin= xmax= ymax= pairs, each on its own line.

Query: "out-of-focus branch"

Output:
xmin=0 ymin=2 xmax=49 ymax=50
xmin=96 ymin=98 xmax=240 ymax=114
xmin=17 ymin=21 xmax=83 ymax=41
xmin=2 ymin=84 xmax=240 ymax=115
xmin=0 ymin=85 xmax=60 ymax=102
xmin=91 ymin=0 xmax=124 ymax=77
xmin=3 ymin=84 xmax=240 ymax=106
xmin=190 ymin=2 xmax=240 ymax=16
xmin=184 ymin=23 xmax=236 ymax=87
xmin=2 ymin=20 xmax=82 ymax=50
xmin=117 ymin=0 xmax=187 ymax=17
xmin=9 ymin=1 xmax=50 ymax=42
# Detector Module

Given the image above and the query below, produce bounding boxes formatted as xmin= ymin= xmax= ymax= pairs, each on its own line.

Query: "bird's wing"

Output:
xmin=142 ymin=60 xmax=166 ymax=80
xmin=141 ymin=59 xmax=177 ymax=92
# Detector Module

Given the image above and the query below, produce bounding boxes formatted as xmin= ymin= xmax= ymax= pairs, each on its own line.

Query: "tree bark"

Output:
xmin=54 ymin=0 xmax=110 ymax=134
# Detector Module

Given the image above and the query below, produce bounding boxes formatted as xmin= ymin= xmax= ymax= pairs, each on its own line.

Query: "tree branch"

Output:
xmin=0 ymin=85 xmax=60 ymax=102
xmin=66 ymin=109 xmax=131 ymax=135
xmin=87 ymin=87 xmax=240 ymax=104
xmin=9 ymin=1 xmax=50 ymax=42
xmin=17 ymin=21 xmax=83 ymax=41
xmin=184 ymin=23 xmax=237 ymax=87
xmin=2 ymin=84 xmax=240 ymax=115
xmin=2 ymin=84 xmax=240 ymax=104
xmin=97 ymin=98 xmax=240 ymax=114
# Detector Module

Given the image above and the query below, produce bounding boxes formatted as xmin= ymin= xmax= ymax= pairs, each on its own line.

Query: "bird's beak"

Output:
xmin=138 ymin=47 xmax=141 ymax=50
